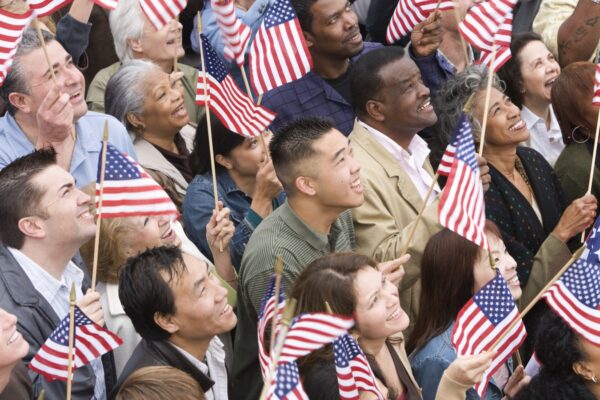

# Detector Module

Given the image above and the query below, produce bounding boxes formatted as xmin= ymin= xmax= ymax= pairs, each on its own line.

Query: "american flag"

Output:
xmin=29 ymin=306 xmax=122 ymax=381
xmin=451 ymin=273 xmax=527 ymax=398
xmin=96 ymin=143 xmax=179 ymax=219
xmin=267 ymin=361 xmax=308 ymax=400
xmin=139 ymin=0 xmax=186 ymax=30
xmin=385 ymin=0 xmax=453 ymax=44
xmin=543 ymin=217 xmax=600 ymax=345
xmin=438 ymin=114 xmax=489 ymax=249
xmin=459 ymin=0 xmax=517 ymax=52
xmin=27 ymin=0 xmax=72 ymax=17
xmin=257 ymin=275 xmax=286 ymax=377
xmin=196 ymin=33 xmax=276 ymax=137
xmin=476 ymin=12 xmax=513 ymax=73
xmin=211 ymin=0 xmax=251 ymax=66
xmin=277 ymin=312 xmax=354 ymax=364
xmin=593 ymin=53 xmax=600 ymax=106
xmin=334 ymin=334 xmax=385 ymax=400
xmin=249 ymin=0 xmax=312 ymax=95
xmin=0 ymin=8 xmax=33 ymax=86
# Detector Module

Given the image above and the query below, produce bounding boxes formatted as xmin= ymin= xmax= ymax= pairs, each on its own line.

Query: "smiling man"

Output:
xmin=0 ymin=29 xmax=136 ymax=188
xmin=261 ymin=0 xmax=381 ymax=136
xmin=0 ymin=148 xmax=115 ymax=399
xmin=116 ymin=246 xmax=236 ymax=400
xmin=349 ymin=47 xmax=467 ymax=339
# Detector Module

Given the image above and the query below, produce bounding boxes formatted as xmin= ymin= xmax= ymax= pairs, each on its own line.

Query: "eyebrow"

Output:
xmin=44 ymin=54 xmax=73 ymax=78
xmin=57 ymin=181 xmax=74 ymax=193
xmin=324 ymin=1 xmax=349 ymax=21
xmin=193 ymin=262 xmax=210 ymax=290
xmin=332 ymin=139 xmax=350 ymax=161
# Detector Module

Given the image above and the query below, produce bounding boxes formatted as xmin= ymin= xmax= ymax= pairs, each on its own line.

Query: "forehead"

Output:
xmin=518 ymin=40 xmax=549 ymax=61
xmin=310 ymin=129 xmax=348 ymax=156
xmin=353 ymin=267 xmax=380 ymax=299
xmin=310 ymin=0 xmax=347 ymax=21
xmin=19 ymin=40 xmax=68 ymax=75
xmin=378 ymin=57 xmax=418 ymax=85
xmin=32 ymin=165 xmax=73 ymax=195
xmin=179 ymin=253 xmax=208 ymax=281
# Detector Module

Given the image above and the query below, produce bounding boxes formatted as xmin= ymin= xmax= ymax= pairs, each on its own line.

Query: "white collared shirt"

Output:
xmin=520 ymin=105 xmax=565 ymax=167
xmin=172 ymin=337 xmax=228 ymax=400
xmin=8 ymin=248 xmax=106 ymax=400
xmin=360 ymin=121 xmax=440 ymax=205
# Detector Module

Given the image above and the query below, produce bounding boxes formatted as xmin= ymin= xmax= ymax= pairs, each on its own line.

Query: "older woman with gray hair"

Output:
xmin=105 ymin=59 xmax=195 ymax=210
xmin=432 ymin=65 xmax=597 ymax=361
xmin=86 ymin=0 xmax=202 ymax=123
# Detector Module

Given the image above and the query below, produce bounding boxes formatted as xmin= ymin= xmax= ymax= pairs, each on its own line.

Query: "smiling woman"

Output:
xmin=105 ymin=60 xmax=194 ymax=211
xmin=0 ymin=308 xmax=30 ymax=398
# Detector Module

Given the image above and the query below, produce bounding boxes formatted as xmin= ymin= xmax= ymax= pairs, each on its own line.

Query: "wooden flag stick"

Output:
xmin=173 ymin=16 xmax=179 ymax=73
xmin=477 ymin=44 xmax=497 ymax=157
xmin=489 ymin=245 xmax=585 ymax=353
xmin=581 ymin=109 xmax=600 ymax=243
xmin=91 ymin=120 xmax=109 ymax=291
xmin=240 ymin=66 xmax=270 ymax=159
xmin=33 ymin=18 xmax=76 ymax=142
xmin=400 ymin=171 xmax=439 ymax=257
xmin=65 ymin=283 xmax=77 ymax=400
xmin=198 ymin=13 xmax=223 ymax=252
xmin=259 ymin=299 xmax=297 ymax=400
xmin=269 ymin=256 xmax=283 ymax=354
xmin=453 ymin=6 xmax=470 ymax=67
xmin=36 ymin=390 xmax=45 ymax=400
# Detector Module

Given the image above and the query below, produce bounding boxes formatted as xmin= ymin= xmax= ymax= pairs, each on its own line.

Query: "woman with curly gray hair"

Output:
xmin=433 ymin=66 xmax=597 ymax=360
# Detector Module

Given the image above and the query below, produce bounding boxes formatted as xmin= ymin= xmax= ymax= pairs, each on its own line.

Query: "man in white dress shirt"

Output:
xmin=0 ymin=148 xmax=113 ymax=399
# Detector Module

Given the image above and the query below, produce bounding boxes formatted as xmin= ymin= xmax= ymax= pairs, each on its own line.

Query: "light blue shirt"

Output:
xmin=0 ymin=111 xmax=137 ymax=188
xmin=7 ymin=248 xmax=107 ymax=400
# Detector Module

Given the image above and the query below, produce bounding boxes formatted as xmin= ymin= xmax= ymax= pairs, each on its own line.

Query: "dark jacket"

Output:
xmin=112 ymin=338 xmax=214 ymax=399
xmin=0 ymin=244 xmax=117 ymax=400
xmin=0 ymin=362 xmax=32 ymax=400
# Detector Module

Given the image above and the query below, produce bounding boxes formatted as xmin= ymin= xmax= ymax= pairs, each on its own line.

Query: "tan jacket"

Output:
xmin=349 ymin=121 xmax=442 ymax=338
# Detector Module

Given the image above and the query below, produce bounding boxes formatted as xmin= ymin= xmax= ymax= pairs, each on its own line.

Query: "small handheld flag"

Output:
xmin=29 ymin=306 xmax=122 ymax=381
xmin=211 ymin=0 xmax=251 ymax=66
xmin=386 ymin=0 xmax=453 ymax=44
xmin=459 ymin=0 xmax=517 ymax=52
xmin=139 ymin=0 xmax=186 ymax=30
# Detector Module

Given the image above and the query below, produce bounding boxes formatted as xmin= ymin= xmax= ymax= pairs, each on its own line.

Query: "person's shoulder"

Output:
xmin=518 ymin=146 xmax=552 ymax=168
xmin=179 ymin=63 xmax=199 ymax=80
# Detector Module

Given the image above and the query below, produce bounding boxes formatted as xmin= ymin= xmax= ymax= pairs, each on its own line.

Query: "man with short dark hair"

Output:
xmin=116 ymin=246 xmax=235 ymax=400
xmin=261 ymin=0 xmax=380 ymax=136
xmin=0 ymin=148 xmax=115 ymax=399
xmin=0 ymin=28 xmax=135 ymax=188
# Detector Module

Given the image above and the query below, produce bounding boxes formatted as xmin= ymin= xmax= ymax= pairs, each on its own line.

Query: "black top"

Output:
xmin=323 ymin=65 xmax=354 ymax=106
xmin=151 ymin=133 xmax=194 ymax=183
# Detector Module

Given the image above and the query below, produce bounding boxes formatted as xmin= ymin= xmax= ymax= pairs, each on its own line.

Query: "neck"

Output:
xmin=362 ymin=118 xmax=417 ymax=150
xmin=227 ymin=169 xmax=257 ymax=197
xmin=483 ymin=146 xmax=518 ymax=176
xmin=136 ymin=54 xmax=173 ymax=73
xmin=439 ymin=30 xmax=469 ymax=72
xmin=287 ymin=196 xmax=341 ymax=236
xmin=18 ymin=241 xmax=76 ymax=280
xmin=14 ymin=112 xmax=43 ymax=145
xmin=144 ymin=131 xmax=179 ymax=153
xmin=312 ymin=54 xmax=350 ymax=79
xmin=359 ymin=336 xmax=387 ymax=358
xmin=524 ymin=97 xmax=551 ymax=128
xmin=169 ymin=336 xmax=211 ymax=363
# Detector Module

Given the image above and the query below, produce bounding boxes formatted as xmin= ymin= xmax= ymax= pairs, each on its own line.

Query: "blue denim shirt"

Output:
xmin=182 ymin=168 xmax=285 ymax=271
xmin=409 ymin=323 xmax=507 ymax=400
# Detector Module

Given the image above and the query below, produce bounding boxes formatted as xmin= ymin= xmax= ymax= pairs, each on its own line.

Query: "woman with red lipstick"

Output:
xmin=105 ymin=59 xmax=195 ymax=212
xmin=552 ymin=62 xmax=600 ymax=207
xmin=498 ymin=32 xmax=563 ymax=167
xmin=291 ymin=252 xmax=496 ymax=400
xmin=407 ymin=221 xmax=566 ymax=400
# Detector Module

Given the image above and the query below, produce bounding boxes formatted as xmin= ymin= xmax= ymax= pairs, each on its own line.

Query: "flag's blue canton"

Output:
xmin=334 ymin=336 xmax=350 ymax=368
xmin=200 ymin=33 xmax=228 ymax=82
xmin=264 ymin=0 xmax=297 ymax=28
xmin=474 ymin=273 xmax=515 ymax=325
xmin=453 ymin=115 xmax=478 ymax=170
xmin=99 ymin=144 xmax=140 ymax=182
xmin=48 ymin=307 xmax=93 ymax=346
xmin=274 ymin=362 xmax=301 ymax=397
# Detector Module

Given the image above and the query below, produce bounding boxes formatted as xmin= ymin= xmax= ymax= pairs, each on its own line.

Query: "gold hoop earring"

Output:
xmin=571 ymin=125 xmax=590 ymax=144
xmin=593 ymin=375 xmax=598 ymax=384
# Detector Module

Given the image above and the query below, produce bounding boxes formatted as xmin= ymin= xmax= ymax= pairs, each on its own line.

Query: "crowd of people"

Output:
xmin=0 ymin=0 xmax=599 ymax=399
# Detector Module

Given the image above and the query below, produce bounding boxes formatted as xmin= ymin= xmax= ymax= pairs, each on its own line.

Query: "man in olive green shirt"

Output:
xmin=231 ymin=117 xmax=364 ymax=400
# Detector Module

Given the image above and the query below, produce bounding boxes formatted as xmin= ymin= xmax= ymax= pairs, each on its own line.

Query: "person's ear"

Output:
xmin=573 ymin=361 xmax=598 ymax=383
xmin=303 ymin=31 xmax=315 ymax=48
xmin=7 ymin=92 xmax=32 ymax=114
xmin=128 ymin=38 xmax=144 ymax=55
xmin=215 ymin=154 xmax=233 ymax=170
xmin=295 ymin=175 xmax=316 ymax=196
xmin=154 ymin=312 xmax=179 ymax=335
xmin=17 ymin=216 xmax=46 ymax=240
xmin=126 ymin=113 xmax=145 ymax=132
xmin=366 ymin=99 xmax=386 ymax=122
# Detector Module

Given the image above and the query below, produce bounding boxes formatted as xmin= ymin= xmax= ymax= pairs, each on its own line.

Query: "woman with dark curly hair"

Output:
xmin=513 ymin=311 xmax=600 ymax=400
xmin=497 ymin=32 xmax=563 ymax=166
